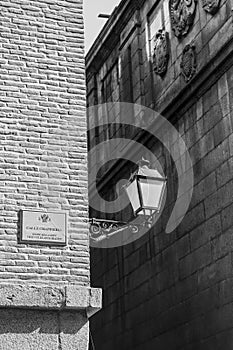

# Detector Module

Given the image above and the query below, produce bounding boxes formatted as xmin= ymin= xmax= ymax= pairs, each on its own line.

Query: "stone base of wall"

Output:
xmin=0 ymin=309 xmax=88 ymax=350
xmin=0 ymin=284 xmax=102 ymax=350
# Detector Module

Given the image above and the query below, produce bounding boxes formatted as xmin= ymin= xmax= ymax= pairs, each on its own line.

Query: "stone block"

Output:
xmin=0 ymin=284 xmax=102 ymax=317
xmin=198 ymin=254 xmax=232 ymax=290
xmin=179 ymin=243 xmax=211 ymax=279
xmin=0 ymin=309 xmax=89 ymax=350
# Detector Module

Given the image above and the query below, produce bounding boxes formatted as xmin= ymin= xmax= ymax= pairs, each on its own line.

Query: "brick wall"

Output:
xmin=86 ymin=0 xmax=233 ymax=348
xmin=0 ymin=0 xmax=89 ymax=285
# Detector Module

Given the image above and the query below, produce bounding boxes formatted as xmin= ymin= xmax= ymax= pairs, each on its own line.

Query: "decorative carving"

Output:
xmin=202 ymin=0 xmax=220 ymax=14
xmin=152 ymin=30 xmax=170 ymax=76
xmin=169 ymin=0 xmax=197 ymax=38
xmin=180 ymin=44 xmax=197 ymax=82
xmin=39 ymin=214 xmax=51 ymax=223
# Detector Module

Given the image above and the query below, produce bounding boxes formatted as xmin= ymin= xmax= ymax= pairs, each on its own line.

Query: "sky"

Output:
xmin=84 ymin=0 xmax=121 ymax=52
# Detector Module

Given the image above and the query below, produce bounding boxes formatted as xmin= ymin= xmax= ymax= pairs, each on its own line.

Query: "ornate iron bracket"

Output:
xmin=89 ymin=217 xmax=153 ymax=242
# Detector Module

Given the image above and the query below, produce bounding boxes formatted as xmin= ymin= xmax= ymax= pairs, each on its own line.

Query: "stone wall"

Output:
xmin=86 ymin=0 xmax=233 ymax=349
xmin=0 ymin=1 xmax=101 ymax=349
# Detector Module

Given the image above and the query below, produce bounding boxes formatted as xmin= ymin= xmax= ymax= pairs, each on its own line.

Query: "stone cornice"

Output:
xmin=0 ymin=284 xmax=102 ymax=318
xmin=86 ymin=0 xmax=146 ymax=75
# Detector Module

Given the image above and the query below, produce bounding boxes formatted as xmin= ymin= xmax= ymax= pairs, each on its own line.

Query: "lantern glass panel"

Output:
xmin=125 ymin=179 xmax=141 ymax=213
xmin=138 ymin=209 xmax=155 ymax=216
xmin=139 ymin=178 xmax=165 ymax=210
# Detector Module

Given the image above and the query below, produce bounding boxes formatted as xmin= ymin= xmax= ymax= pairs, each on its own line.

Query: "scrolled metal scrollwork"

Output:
xmin=89 ymin=218 xmax=153 ymax=242
xmin=89 ymin=219 xmax=127 ymax=241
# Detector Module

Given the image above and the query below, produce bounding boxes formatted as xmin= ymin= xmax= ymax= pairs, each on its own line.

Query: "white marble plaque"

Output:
xmin=20 ymin=210 xmax=67 ymax=245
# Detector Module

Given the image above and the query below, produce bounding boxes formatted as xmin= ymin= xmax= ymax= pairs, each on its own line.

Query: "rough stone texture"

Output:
xmin=0 ymin=309 xmax=88 ymax=350
xmin=0 ymin=284 xmax=102 ymax=313
xmin=86 ymin=0 xmax=233 ymax=349
xmin=59 ymin=312 xmax=89 ymax=350
xmin=0 ymin=284 xmax=64 ymax=309
xmin=66 ymin=285 xmax=102 ymax=317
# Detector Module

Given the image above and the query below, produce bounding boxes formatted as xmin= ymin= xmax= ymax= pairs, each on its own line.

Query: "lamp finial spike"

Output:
xmin=137 ymin=158 xmax=150 ymax=168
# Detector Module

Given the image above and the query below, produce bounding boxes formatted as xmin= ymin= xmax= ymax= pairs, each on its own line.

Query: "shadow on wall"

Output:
xmin=89 ymin=89 xmax=233 ymax=350
xmin=0 ymin=309 xmax=88 ymax=350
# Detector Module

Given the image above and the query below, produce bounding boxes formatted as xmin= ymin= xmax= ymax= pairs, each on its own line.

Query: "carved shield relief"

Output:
xmin=152 ymin=30 xmax=169 ymax=76
xmin=180 ymin=44 xmax=196 ymax=82
xmin=169 ymin=0 xmax=197 ymax=38
xmin=202 ymin=0 xmax=221 ymax=14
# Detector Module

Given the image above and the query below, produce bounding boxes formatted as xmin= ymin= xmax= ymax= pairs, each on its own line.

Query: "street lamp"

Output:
xmin=89 ymin=159 xmax=166 ymax=241
xmin=124 ymin=159 xmax=166 ymax=217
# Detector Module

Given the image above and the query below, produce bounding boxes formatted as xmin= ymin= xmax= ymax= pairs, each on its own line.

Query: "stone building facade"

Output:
xmin=0 ymin=1 xmax=101 ymax=349
xmin=86 ymin=0 xmax=233 ymax=349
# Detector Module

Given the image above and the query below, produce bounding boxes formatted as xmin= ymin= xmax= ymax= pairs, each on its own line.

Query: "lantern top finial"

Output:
xmin=135 ymin=158 xmax=165 ymax=179
xmin=137 ymin=158 xmax=150 ymax=169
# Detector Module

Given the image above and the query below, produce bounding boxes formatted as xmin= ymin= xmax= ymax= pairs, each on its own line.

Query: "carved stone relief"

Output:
xmin=180 ymin=44 xmax=196 ymax=82
xmin=202 ymin=0 xmax=221 ymax=14
xmin=152 ymin=30 xmax=170 ymax=76
xmin=169 ymin=0 xmax=197 ymax=38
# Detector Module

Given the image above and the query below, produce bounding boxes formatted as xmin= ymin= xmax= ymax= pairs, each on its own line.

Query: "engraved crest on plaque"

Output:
xmin=180 ymin=44 xmax=197 ymax=82
xmin=152 ymin=30 xmax=170 ymax=76
xmin=169 ymin=0 xmax=197 ymax=38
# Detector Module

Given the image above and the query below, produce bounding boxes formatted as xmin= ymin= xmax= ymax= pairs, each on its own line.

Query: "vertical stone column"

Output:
xmin=0 ymin=0 xmax=101 ymax=349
